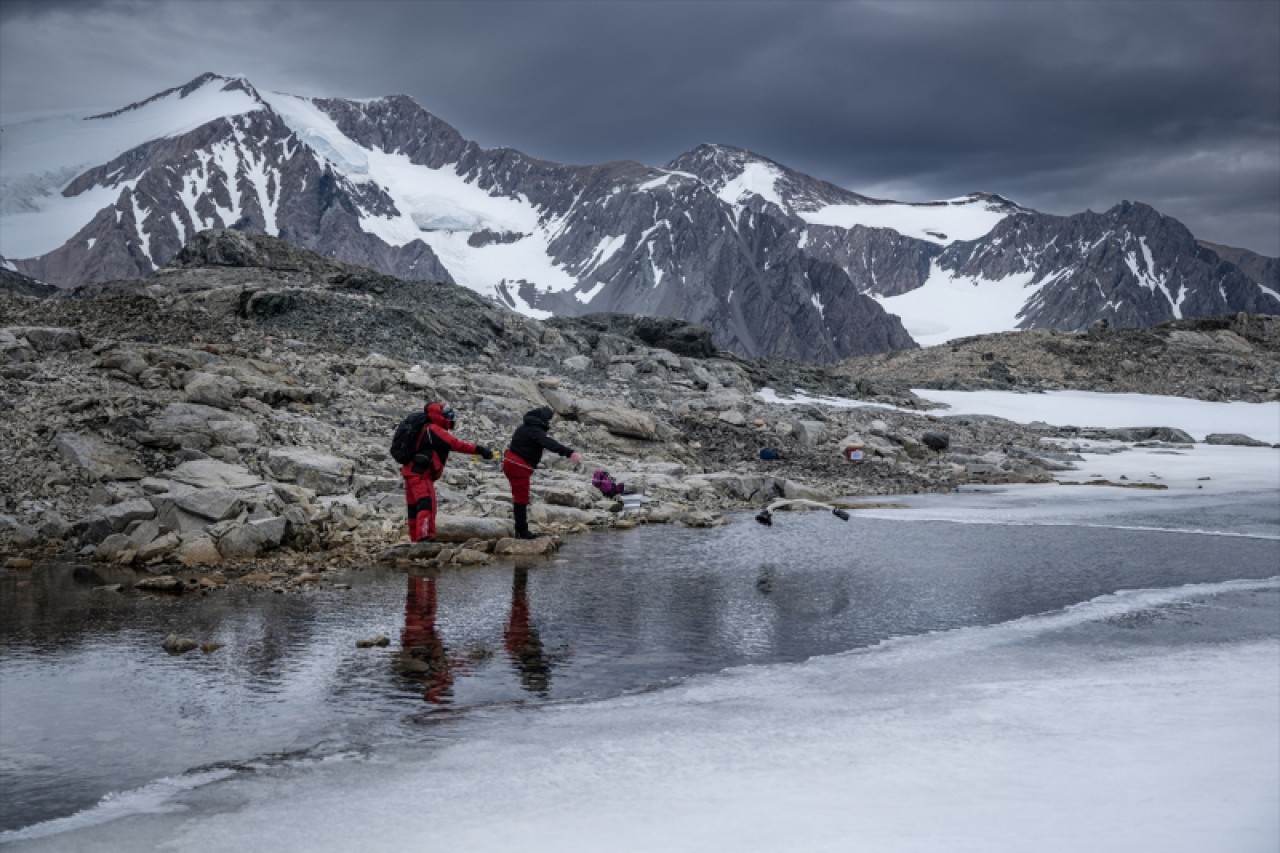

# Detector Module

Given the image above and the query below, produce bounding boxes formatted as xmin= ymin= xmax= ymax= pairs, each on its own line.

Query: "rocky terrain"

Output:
xmin=2 ymin=230 xmax=1275 ymax=589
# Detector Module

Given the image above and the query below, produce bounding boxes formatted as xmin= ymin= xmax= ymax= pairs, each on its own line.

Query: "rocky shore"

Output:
xmin=2 ymin=230 xmax=1275 ymax=589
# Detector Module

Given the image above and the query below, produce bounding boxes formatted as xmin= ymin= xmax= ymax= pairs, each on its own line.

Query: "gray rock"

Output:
xmin=529 ymin=504 xmax=601 ymax=525
xmin=54 ymin=432 xmax=145 ymax=481
xmin=154 ymin=503 xmax=214 ymax=537
xmin=217 ymin=523 xmax=268 ymax=559
xmin=176 ymin=537 xmax=222 ymax=566
xmin=577 ymin=399 xmax=660 ymax=441
xmin=435 ymin=515 xmax=513 ymax=542
xmin=136 ymin=532 xmax=180 ymax=562
xmin=183 ymin=372 xmax=243 ymax=409
xmin=494 ymin=537 xmax=558 ymax=555
xmin=794 ymin=420 xmax=826 ymax=447
xmin=138 ymin=576 xmax=185 ymax=594
xmin=1204 ymin=433 xmax=1271 ymax=447
xmin=171 ymin=488 xmax=244 ymax=522
xmin=93 ymin=533 xmax=134 ymax=563
xmin=143 ymin=403 xmax=260 ymax=450
xmin=380 ymin=541 xmax=445 ymax=562
xmin=7 ymin=326 xmax=83 ymax=352
xmin=75 ymin=499 xmax=157 ymax=545
xmin=167 ymin=459 xmax=265 ymax=489
xmin=248 ymin=516 xmax=288 ymax=548
xmin=266 ymin=448 xmax=354 ymax=495
xmin=163 ymin=634 xmax=198 ymax=653
xmin=0 ymin=329 xmax=35 ymax=362
xmin=780 ymin=479 xmax=833 ymax=502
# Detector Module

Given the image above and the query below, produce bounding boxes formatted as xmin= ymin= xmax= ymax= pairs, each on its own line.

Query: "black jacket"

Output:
xmin=509 ymin=407 xmax=573 ymax=469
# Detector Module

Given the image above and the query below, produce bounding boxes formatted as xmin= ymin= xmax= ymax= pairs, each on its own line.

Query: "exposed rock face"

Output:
xmin=933 ymin=202 xmax=1280 ymax=330
xmin=834 ymin=313 xmax=1280 ymax=403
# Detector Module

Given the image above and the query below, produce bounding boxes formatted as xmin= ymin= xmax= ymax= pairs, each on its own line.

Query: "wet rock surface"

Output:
xmin=2 ymin=230 xmax=1275 ymax=587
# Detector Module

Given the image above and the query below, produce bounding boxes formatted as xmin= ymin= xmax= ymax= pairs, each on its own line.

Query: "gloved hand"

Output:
xmin=411 ymin=453 xmax=430 ymax=474
xmin=569 ymin=452 xmax=581 ymax=463
xmin=476 ymin=444 xmax=494 ymax=460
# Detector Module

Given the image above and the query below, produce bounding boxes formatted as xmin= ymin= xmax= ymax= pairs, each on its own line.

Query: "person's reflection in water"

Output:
xmin=399 ymin=574 xmax=469 ymax=704
xmin=504 ymin=566 xmax=552 ymax=696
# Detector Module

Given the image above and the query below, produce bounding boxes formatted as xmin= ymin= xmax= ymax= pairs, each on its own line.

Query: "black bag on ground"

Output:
xmin=390 ymin=411 xmax=428 ymax=465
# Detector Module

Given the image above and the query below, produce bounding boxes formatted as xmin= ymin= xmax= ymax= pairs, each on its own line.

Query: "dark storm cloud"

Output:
xmin=1 ymin=0 xmax=1277 ymax=253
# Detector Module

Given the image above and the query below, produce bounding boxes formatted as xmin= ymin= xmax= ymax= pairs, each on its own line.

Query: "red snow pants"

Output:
xmin=401 ymin=464 xmax=438 ymax=541
xmin=502 ymin=450 xmax=533 ymax=504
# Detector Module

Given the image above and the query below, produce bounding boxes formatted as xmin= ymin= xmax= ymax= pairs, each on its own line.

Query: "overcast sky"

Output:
xmin=2 ymin=0 xmax=1278 ymax=254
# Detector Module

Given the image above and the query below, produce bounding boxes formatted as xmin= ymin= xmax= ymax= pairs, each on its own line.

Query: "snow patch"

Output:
xmin=801 ymin=197 xmax=1010 ymax=245
xmin=874 ymin=261 xmax=1043 ymax=346
xmin=716 ymin=161 xmax=786 ymax=210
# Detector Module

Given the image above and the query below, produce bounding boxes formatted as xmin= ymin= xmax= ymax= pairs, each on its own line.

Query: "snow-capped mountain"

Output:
xmin=3 ymin=73 xmax=1276 ymax=361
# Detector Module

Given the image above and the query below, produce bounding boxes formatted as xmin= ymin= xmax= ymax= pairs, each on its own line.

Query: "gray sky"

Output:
xmin=3 ymin=0 xmax=1278 ymax=255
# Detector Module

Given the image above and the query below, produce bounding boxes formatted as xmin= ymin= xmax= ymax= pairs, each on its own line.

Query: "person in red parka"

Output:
xmin=402 ymin=402 xmax=494 ymax=543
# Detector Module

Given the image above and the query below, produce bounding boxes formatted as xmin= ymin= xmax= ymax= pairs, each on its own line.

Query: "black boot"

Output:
xmin=513 ymin=503 xmax=538 ymax=540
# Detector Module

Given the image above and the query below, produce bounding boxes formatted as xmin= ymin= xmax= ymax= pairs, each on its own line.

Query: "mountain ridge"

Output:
xmin=2 ymin=72 xmax=1275 ymax=363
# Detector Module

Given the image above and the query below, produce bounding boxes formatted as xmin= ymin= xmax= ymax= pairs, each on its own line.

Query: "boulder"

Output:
xmin=138 ymin=576 xmax=185 ymax=594
xmin=529 ymin=504 xmax=602 ymax=525
xmin=577 ymin=400 xmax=660 ymax=441
xmin=217 ymin=523 xmax=269 ymax=559
xmin=7 ymin=326 xmax=83 ymax=353
xmin=249 ymin=516 xmax=289 ymax=549
xmin=55 ymin=432 xmax=145 ymax=481
xmin=167 ymin=459 xmax=265 ymax=489
xmin=75 ymin=499 xmax=157 ymax=544
xmin=703 ymin=473 xmax=780 ymax=501
xmin=380 ymin=541 xmax=445 ymax=562
xmin=780 ymin=479 xmax=834 ymax=502
xmin=494 ymin=537 xmax=558 ymax=556
xmin=402 ymin=366 xmax=434 ymax=390
xmin=267 ymin=448 xmax=355 ymax=495
xmin=163 ymin=634 xmax=198 ymax=653
xmin=136 ymin=532 xmax=180 ymax=562
xmin=0 ymin=329 xmax=35 ymax=362
xmin=93 ymin=533 xmax=135 ymax=563
xmin=175 ymin=537 xmax=222 ymax=566
xmin=1204 ymin=433 xmax=1271 ymax=447
xmin=794 ymin=420 xmax=826 ymax=447
xmin=435 ymin=515 xmax=513 ymax=542
xmin=467 ymin=373 xmax=547 ymax=410
xmin=539 ymin=487 xmax=595 ymax=509
xmin=154 ymin=503 xmax=214 ymax=537
xmin=142 ymin=403 xmax=260 ymax=450
xmin=183 ymin=372 xmax=241 ymax=409
xmin=95 ymin=350 xmax=149 ymax=376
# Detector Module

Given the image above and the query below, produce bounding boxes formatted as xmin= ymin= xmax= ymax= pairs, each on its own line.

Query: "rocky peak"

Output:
xmin=88 ymin=72 xmax=264 ymax=120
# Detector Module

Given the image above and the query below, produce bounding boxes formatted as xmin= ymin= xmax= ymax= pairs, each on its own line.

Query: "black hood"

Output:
xmin=523 ymin=406 xmax=553 ymax=428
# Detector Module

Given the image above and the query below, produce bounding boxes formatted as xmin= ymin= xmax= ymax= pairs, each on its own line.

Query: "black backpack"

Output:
xmin=390 ymin=411 xmax=429 ymax=464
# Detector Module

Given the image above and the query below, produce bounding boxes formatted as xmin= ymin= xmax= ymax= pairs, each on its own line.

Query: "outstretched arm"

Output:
xmin=538 ymin=432 xmax=574 ymax=457
xmin=430 ymin=425 xmax=478 ymax=455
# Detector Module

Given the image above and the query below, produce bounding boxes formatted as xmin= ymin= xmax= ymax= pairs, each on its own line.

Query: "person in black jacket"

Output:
xmin=502 ymin=406 xmax=579 ymax=539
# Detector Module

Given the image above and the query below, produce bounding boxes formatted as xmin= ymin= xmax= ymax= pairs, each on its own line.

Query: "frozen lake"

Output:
xmin=2 ymin=478 xmax=1278 ymax=851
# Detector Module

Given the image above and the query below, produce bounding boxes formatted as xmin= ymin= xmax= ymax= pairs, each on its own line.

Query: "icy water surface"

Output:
xmin=1 ymin=486 xmax=1277 ymax=840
